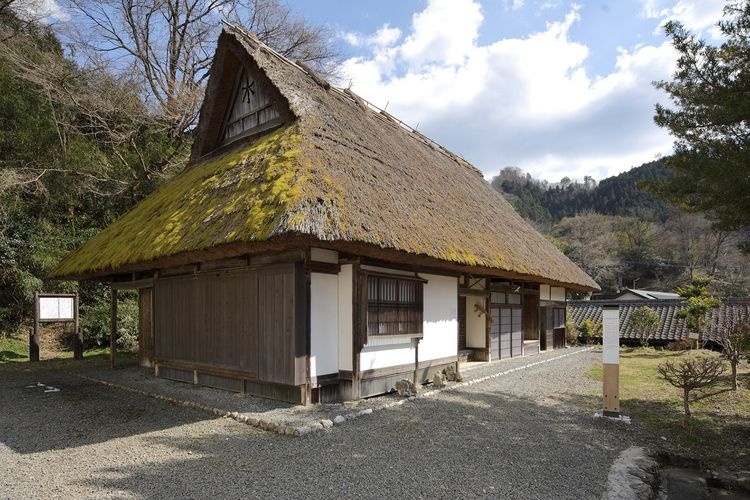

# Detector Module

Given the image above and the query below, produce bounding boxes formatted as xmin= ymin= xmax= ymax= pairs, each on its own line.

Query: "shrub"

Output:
xmin=577 ymin=319 xmax=602 ymax=344
xmin=565 ymin=307 xmax=578 ymax=345
xmin=80 ymin=290 xmax=138 ymax=351
xmin=658 ymin=352 xmax=726 ymax=425
xmin=716 ymin=315 xmax=750 ymax=390
xmin=629 ymin=306 xmax=661 ymax=348
xmin=665 ymin=339 xmax=691 ymax=352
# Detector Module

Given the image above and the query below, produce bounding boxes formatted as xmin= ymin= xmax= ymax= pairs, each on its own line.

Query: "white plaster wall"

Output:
xmin=551 ymin=286 xmax=566 ymax=301
xmin=310 ymin=273 xmax=338 ymax=378
xmin=338 ymin=264 xmax=353 ymax=371
xmin=360 ymin=338 xmax=415 ymax=371
xmin=359 ymin=271 xmax=458 ymax=370
xmin=311 ymin=247 xmax=338 ymax=264
xmin=466 ymin=295 xmax=486 ymax=348
xmin=540 ymin=284 xmax=551 ymax=301
xmin=418 ymin=273 xmax=457 ymax=361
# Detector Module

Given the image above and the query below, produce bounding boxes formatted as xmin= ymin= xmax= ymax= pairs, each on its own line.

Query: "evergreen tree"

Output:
xmin=652 ymin=2 xmax=750 ymax=232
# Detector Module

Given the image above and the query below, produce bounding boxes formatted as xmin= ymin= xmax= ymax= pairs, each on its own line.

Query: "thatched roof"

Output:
xmin=51 ymin=24 xmax=598 ymax=291
xmin=569 ymin=299 xmax=750 ymax=342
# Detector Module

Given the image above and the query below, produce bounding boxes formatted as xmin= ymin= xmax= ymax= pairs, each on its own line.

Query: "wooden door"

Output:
xmin=495 ymin=306 xmax=523 ymax=359
xmin=510 ymin=308 xmax=523 ymax=357
xmin=491 ymin=306 xmax=501 ymax=359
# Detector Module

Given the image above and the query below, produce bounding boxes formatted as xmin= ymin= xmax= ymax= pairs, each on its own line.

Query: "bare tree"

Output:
xmin=658 ymin=353 xmax=726 ymax=425
xmin=59 ymin=0 xmax=337 ymax=141
xmin=716 ymin=313 xmax=750 ymax=390
xmin=0 ymin=0 xmax=337 ymax=193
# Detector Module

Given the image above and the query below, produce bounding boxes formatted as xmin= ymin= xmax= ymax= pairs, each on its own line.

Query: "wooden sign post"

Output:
xmin=32 ymin=292 xmax=82 ymax=362
xmin=602 ymin=305 xmax=620 ymax=417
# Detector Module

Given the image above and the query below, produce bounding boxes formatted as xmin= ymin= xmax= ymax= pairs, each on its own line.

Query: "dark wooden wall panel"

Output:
xmin=138 ymin=288 xmax=153 ymax=367
xmin=257 ymin=265 xmax=297 ymax=386
xmin=458 ymin=297 xmax=466 ymax=350
xmin=153 ymin=264 xmax=299 ymax=385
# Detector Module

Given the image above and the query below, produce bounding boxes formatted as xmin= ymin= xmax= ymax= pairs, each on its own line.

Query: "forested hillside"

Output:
xmin=491 ymin=161 xmax=670 ymax=224
xmin=490 ymin=163 xmax=750 ymax=295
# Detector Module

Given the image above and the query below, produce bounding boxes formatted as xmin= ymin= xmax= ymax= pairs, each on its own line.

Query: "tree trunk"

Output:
xmin=731 ymin=362 xmax=738 ymax=391
xmin=683 ymin=388 xmax=691 ymax=417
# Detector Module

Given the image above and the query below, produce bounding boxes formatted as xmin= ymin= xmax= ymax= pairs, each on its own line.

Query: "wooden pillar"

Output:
xmin=602 ymin=305 xmax=620 ymax=417
xmin=30 ymin=291 xmax=40 ymax=362
xmin=110 ymin=287 xmax=118 ymax=369
xmin=413 ymin=337 xmax=420 ymax=385
xmin=485 ymin=279 xmax=492 ymax=362
xmin=73 ymin=292 xmax=83 ymax=360
xmin=350 ymin=264 xmax=362 ymax=400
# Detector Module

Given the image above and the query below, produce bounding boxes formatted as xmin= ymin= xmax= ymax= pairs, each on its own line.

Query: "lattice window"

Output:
xmin=222 ymin=67 xmax=280 ymax=144
xmin=367 ymin=275 xmax=423 ymax=336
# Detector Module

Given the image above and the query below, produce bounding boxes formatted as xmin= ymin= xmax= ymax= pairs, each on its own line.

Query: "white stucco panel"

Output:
xmin=551 ymin=286 xmax=566 ymax=301
xmin=310 ymin=247 xmax=339 ymax=264
xmin=311 ymin=273 xmax=338 ymax=378
xmin=360 ymin=343 xmax=416 ymax=370
xmin=466 ymin=295 xmax=486 ymax=348
xmin=418 ymin=273 xmax=458 ymax=362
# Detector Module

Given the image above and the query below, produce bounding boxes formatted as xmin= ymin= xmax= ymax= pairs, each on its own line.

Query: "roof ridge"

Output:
xmin=222 ymin=22 xmax=484 ymax=178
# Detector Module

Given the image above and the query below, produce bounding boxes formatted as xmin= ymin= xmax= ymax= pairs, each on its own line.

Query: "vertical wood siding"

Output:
xmin=138 ymin=288 xmax=153 ymax=367
xmin=154 ymin=264 xmax=300 ymax=386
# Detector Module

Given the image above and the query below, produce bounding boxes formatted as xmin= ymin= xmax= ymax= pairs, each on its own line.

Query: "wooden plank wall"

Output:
xmin=154 ymin=264 xmax=299 ymax=387
xmin=138 ymin=288 xmax=153 ymax=367
xmin=257 ymin=266 xmax=296 ymax=386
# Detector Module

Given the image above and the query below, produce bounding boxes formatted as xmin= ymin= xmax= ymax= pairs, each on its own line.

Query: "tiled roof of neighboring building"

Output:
xmin=569 ymin=298 xmax=750 ymax=342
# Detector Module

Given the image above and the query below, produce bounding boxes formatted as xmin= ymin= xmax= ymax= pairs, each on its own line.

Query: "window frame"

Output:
xmin=365 ymin=272 xmax=425 ymax=339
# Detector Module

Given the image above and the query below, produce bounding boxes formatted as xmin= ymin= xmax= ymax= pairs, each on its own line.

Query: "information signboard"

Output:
xmin=39 ymin=296 xmax=75 ymax=322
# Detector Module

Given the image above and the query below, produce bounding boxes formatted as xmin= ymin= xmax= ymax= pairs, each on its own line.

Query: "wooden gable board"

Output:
xmin=192 ymin=36 xmax=292 ymax=159
xmin=221 ymin=65 xmax=282 ymax=145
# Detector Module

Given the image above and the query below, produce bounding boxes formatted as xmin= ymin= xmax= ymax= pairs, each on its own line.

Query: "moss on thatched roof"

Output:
xmin=52 ymin=24 xmax=599 ymax=291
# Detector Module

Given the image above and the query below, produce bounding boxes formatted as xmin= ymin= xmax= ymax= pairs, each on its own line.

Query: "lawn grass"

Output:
xmin=0 ymin=335 xmax=135 ymax=365
xmin=0 ymin=335 xmax=29 ymax=362
xmin=589 ymin=347 xmax=750 ymax=470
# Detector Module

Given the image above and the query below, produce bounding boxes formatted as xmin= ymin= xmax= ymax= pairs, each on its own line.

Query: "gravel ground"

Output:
xmin=0 ymin=350 xmax=645 ymax=499
xmin=70 ymin=347 xmax=593 ymax=431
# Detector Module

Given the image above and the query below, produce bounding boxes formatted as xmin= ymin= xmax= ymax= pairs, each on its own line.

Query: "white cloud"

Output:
xmin=12 ymin=0 xmax=69 ymax=22
xmin=539 ymin=0 xmax=562 ymax=10
xmin=341 ymin=24 xmax=402 ymax=49
xmin=641 ymin=0 xmax=725 ymax=39
xmin=504 ymin=0 xmax=525 ymax=11
xmin=399 ymin=0 xmax=483 ymax=67
xmin=341 ymin=0 xmax=679 ymax=181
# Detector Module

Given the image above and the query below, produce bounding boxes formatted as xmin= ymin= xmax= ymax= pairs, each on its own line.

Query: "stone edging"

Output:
xmin=71 ymin=347 xmax=594 ymax=437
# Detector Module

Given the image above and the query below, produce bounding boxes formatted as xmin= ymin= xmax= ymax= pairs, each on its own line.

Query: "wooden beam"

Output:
xmin=350 ymin=263 xmax=362 ymax=400
xmin=73 ymin=292 xmax=83 ymax=360
xmin=56 ymin=236 xmax=598 ymax=293
xmin=30 ymin=291 xmax=40 ymax=362
xmin=110 ymin=288 xmax=118 ymax=369
xmin=111 ymin=278 xmax=154 ymax=290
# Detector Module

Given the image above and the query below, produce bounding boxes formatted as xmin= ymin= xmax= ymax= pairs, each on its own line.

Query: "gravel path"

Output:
xmin=0 ymin=350 xmax=644 ymax=499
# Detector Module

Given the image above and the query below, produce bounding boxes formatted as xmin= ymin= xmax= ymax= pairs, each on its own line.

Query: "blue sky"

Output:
xmin=285 ymin=0 xmax=727 ymax=181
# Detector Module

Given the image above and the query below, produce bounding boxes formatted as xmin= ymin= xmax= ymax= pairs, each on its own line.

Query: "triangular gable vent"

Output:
xmin=221 ymin=65 xmax=282 ymax=145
